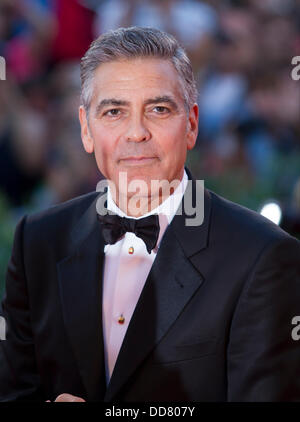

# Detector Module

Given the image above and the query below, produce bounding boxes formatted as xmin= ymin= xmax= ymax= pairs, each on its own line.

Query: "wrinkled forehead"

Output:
xmin=89 ymin=57 xmax=186 ymax=108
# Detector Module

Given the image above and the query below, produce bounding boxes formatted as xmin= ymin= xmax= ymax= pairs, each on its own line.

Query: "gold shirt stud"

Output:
xmin=118 ymin=315 xmax=125 ymax=324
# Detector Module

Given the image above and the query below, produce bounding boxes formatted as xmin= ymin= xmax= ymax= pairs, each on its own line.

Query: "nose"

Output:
xmin=125 ymin=113 xmax=151 ymax=143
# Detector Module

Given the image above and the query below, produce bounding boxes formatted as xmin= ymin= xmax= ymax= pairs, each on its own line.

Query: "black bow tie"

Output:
xmin=97 ymin=212 xmax=160 ymax=254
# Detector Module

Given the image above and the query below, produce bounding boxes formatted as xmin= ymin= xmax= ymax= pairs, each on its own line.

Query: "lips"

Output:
xmin=121 ymin=156 xmax=155 ymax=161
xmin=120 ymin=155 xmax=157 ymax=165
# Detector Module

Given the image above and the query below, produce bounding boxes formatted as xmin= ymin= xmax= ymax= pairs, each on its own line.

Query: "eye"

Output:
xmin=153 ymin=106 xmax=170 ymax=114
xmin=104 ymin=108 xmax=121 ymax=117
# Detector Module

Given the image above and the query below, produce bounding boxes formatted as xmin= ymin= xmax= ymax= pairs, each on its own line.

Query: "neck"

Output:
xmin=109 ymin=172 xmax=184 ymax=217
xmin=112 ymin=189 xmax=177 ymax=218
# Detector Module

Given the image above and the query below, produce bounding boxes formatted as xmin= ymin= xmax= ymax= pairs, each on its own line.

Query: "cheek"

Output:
xmin=160 ymin=124 xmax=187 ymax=156
xmin=93 ymin=127 xmax=115 ymax=160
xmin=91 ymin=137 xmax=113 ymax=178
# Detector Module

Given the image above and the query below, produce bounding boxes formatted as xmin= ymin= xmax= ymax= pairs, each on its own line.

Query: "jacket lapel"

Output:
xmin=104 ymin=171 xmax=212 ymax=401
xmin=57 ymin=194 xmax=107 ymax=401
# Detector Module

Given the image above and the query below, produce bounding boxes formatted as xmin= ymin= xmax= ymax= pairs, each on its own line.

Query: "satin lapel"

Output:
xmin=104 ymin=172 xmax=212 ymax=401
xmin=57 ymin=194 xmax=107 ymax=401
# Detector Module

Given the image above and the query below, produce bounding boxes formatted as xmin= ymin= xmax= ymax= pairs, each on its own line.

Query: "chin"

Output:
xmin=122 ymin=167 xmax=160 ymax=181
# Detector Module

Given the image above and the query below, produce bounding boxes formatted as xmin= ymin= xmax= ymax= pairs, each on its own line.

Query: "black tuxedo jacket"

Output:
xmin=0 ymin=169 xmax=300 ymax=402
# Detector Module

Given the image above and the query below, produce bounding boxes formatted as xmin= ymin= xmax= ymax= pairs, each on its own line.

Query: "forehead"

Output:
xmin=91 ymin=57 xmax=184 ymax=104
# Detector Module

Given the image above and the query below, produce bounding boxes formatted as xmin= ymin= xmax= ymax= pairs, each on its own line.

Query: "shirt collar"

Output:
xmin=106 ymin=169 xmax=188 ymax=251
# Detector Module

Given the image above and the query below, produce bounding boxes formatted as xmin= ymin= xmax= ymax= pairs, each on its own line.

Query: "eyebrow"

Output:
xmin=95 ymin=99 xmax=129 ymax=116
xmin=144 ymin=96 xmax=179 ymax=110
xmin=94 ymin=95 xmax=179 ymax=116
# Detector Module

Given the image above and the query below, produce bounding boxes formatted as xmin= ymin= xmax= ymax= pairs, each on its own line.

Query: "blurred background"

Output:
xmin=0 ymin=0 xmax=299 ymax=298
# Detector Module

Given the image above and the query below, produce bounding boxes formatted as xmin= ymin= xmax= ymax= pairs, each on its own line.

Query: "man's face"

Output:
xmin=79 ymin=57 xmax=198 ymax=199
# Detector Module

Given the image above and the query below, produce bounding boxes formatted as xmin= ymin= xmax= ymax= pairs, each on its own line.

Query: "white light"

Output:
xmin=260 ymin=202 xmax=282 ymax=225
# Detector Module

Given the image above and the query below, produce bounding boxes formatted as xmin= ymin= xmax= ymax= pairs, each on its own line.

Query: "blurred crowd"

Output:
xmin=0 ymin=0 xmax=300 ymax=286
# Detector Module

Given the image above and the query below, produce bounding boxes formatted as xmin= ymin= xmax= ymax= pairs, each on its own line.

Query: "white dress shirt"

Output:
xmin=102 ymin=170 xmax=188 ymax=384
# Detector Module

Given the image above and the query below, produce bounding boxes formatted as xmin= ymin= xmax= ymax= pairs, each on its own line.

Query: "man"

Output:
xmin=0 ymin=27 xmax=300 ymax=402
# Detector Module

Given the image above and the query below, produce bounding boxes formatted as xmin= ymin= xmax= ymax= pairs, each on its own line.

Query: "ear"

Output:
xmin=186 ymin=103 xmax=199 ymax=150
xmin=79 ymin=105 xmax=94 ymax=154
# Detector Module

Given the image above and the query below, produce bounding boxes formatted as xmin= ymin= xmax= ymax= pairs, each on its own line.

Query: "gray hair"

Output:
xmin=80 ymin=26 xmax=197 ymax=116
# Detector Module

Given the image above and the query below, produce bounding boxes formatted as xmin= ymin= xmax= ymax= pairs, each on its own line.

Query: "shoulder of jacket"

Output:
xmin=25 ymin=191 xmax=99 ymax=229
xmin=208 ymin=189 xmax=295 ymax=246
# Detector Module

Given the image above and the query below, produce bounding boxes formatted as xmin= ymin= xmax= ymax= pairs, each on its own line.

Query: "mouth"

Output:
xmin=119 ymin=156 xmax=157 ymax=165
